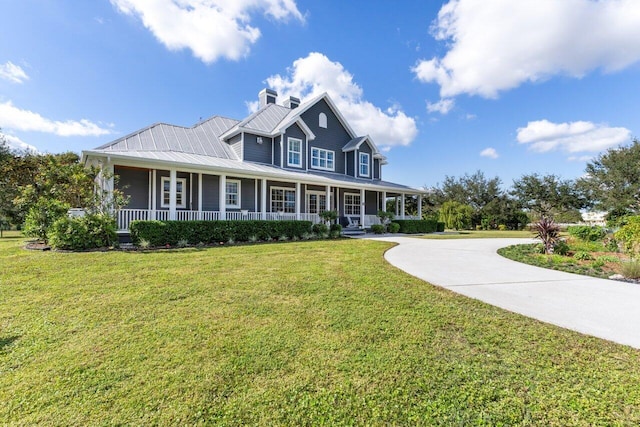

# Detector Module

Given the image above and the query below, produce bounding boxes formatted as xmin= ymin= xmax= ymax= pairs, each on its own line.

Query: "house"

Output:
xmin=82 ymin=89 xmax=424 ymax=234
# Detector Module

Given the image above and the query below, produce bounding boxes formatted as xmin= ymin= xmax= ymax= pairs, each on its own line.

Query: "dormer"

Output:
xmin=342 ymin=135 xmax=385 ymax=180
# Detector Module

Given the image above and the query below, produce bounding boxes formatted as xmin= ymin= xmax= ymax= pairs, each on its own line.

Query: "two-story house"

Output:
xmin=82 ymin=89 xmax=424 ymax=233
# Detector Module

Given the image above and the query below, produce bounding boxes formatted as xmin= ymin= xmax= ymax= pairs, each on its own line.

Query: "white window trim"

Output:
xmin=306 ymin=190 xmax=328 ymax=214
xmin=225 ymin=179 xmax=241 ymax=209
xmin=287 ymin=137 xmax=302 ymax=168
xmin=344 ymin=192 xmax=361 ymax=216
xmin=270 ymin=186 xmax=297 ymax=213
xmin=310 ymin=147 xmax=335 ymax=172
xmin=161 ymin=176 xmax=186 ymax=209
xmin=359 ymin=152 xmax=370 ymax=177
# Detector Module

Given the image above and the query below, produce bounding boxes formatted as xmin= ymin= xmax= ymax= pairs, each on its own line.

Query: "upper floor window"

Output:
xmin=319 ymin=113 xmax=327 ymax=129
xmin=161 ymin=176 xmax=186 ymax=209
xmin=287 ymin=137 xmax=302 ymax=167
xmin=311 ymin=147 xmax=334 ymax=171
xmin=225 ymin=179 xmax=241 ymax=208
xmin=359 ymin=152 xmax=370 ymax=177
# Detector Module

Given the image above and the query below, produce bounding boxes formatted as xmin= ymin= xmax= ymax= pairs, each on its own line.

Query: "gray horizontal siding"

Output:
xmin=115 ymin=166 xmax=149 ymax=209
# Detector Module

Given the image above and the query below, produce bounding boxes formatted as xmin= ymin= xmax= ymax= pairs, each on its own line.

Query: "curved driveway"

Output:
xmin=367 ymin=236 xmax=640 ymax=349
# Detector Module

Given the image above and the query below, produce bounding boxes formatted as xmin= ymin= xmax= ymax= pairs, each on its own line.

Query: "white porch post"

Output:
xmin=254 ymin=179 xmax=258 ymax=216
xmin=401 ymin=193 xmax=406 ymax=219
xmin=151 ymin=169 xmax=157 ymax=220
xmin=261 ymin=178 xmax=267 ymax=220
xmin=219 ymin=174 xmax=226 ymax=220
xmin=395 ymin=196 xmax=399 ymax=216
xmin=382 ymin=191 xmax=387 ymax=212
xmin=295 ymin=182 xmax=301 ymax=220
xmin=417 ymin=195 xmax=422 ymax=219
xmin=360 ymin=188 xmax=365 ymax=228
xmin=169 ymin=169 xmax=177 ymax=220
xmin=198 ymin=173 xmax=203 ymax=219
xmin=325 ymin=185 xmax=331 ymax=212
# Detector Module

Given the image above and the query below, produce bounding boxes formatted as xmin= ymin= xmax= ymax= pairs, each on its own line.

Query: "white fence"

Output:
xmin=117 ymin=209 xmax=322 ymax=231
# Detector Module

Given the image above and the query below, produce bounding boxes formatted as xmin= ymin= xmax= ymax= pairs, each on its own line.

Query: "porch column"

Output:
xmin=261 ymin=178 xmax=267 ymax=220
xmin=295 ymin=182 xmax=301 ymax=220
xmin=151 ymin=169 xmax=157 ymax=220
xmin=395 ymin=196 xmax=399 ymax=216
xmin=400 ymin=193 xmax=406 ymax=219
xmin=198 ymin=173 xmax=203 ymax=219
xmin=360 ymin=188 xmax=365 ymax=228
xmin=417 ymin=195 xmax=422 ymax=219
xmin=169 ymin=169 xmax=177 ymax=220
xmin=325 ymin=185 xmax=331 ymax=212
xmin=219 ymin=174 xmax=226 ymax=220
xmin=382 ymin=191 xmax=387 ymax=212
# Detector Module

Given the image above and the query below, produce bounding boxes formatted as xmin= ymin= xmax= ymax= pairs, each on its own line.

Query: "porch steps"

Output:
xmin=342 ymin=227 xmax=366 ymax=236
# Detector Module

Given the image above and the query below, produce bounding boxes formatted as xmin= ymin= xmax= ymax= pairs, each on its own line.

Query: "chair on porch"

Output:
xmin=345 ymin=216 xmax=360 ymax=228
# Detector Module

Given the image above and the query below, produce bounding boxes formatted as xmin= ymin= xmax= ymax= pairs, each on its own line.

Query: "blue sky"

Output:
xmin=1 ymin=0 xmax=639 ymax=189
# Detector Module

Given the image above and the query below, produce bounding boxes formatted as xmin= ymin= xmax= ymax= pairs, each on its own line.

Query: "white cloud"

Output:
xmin=426 ymin=98 xmax=454 ymax=114
xmin=111 ymin=0 xmax=304 ymax=63
xmin=480 ymin=147 xmax=498 ymax=159
xmin=264 ymin=52 xmax=418 ymax=148
xmin=516 ymin=119 xmax=630 ymax=154
xmin=0 ymin=61 xmax=29 ymax=84
xmin=0 ymin=101 xmax=112 ymax=137
xmin=413 ymin=0 xmax=640 ymax=98
xmin=3 ymin=134 xmax=38 ymax=152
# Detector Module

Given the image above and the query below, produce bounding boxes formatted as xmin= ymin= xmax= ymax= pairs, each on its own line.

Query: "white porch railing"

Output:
xmin=117 ymin=209 xmax=322 ymax=231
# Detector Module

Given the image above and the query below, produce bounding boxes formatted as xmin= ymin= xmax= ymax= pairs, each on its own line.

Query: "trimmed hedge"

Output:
xmin=391 ymin=219 xmax=445 ymax=234
xmin=130 ymin=220 xmax=313 ymax=246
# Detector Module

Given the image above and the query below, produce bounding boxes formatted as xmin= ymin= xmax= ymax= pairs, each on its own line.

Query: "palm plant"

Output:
xmin=534 ymin=216 xmax=560 ymax=254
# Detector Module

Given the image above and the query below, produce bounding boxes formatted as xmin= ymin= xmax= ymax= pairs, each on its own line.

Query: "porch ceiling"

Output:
xmin=83 ymin=149 xmax=424 ymax=195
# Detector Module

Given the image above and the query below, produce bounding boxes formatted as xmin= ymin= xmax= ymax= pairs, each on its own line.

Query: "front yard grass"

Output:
xmin=1 ymin=234 xmax=640 ymax=425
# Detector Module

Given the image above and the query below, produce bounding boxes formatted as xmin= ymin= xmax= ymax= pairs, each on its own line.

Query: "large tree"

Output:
xmin=440 ymin=170 xmax=502 ymax=210
xmin=511 ymin=173 xmax=587 ymax=220
xmin=577 ymin=139 xmax=640 ymax=221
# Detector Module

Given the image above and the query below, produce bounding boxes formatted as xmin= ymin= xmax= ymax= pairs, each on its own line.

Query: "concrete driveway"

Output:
xmin=365 ymin=236 xmax=640 ymax=349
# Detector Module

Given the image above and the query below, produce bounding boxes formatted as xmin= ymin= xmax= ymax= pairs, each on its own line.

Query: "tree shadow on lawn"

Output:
xmin=0 ymin=335 xmax=20 ymax=353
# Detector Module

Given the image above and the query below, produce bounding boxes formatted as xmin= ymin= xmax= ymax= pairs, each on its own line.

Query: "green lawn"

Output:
xmin=1 ymin=233 xmax=639 ymax=425
xmin=420 ymin=229 xmax=535 ymax=239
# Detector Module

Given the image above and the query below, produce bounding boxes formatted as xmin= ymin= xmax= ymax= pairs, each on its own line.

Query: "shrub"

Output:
xmin=596 ymin=255 xmax=620 ymax=263
xmin=138 ymin=238 xmax=151 ymax=249
xmin=319 ymin=210 xmax=338 ymax=224
xmin=177 ymin=239 xmax=189 ymax=248
xmin=533 ymin=217 xmax=560 ymax=255
xmin=23 ymin=198 xmax=70 ymax=243
xmin=376 ymin=210 xmax=394 ymax=225
xmin=49 ymin=213 xmax=118 ymax=250
xmin=330 ymin=223 xmax=342 ymax=234
xmin=567 ymin=225 xmax=607 ymax=242
xmin=371 ymin=224 xmax=385 ymax=234
xmin=129 ymin=220 xmax=313 ymax=246
xmin=498 ymin=224 xmax=507 ymax=231
xmin=388 ymin=222 xmax=400 ymax=233
xmin=553 ymin=240 xmax=570 ymax=256
xmin=603 ymin=235 xmax=620 ymax=252
xmin=615 ymin=216 xmax=640 ymax=255
xmin=391 ymin=220 xmax=442 ymax=234
xmin=620 ymin=259 xmax=640 ymax=279
xmin=312 ymin=223 xmax=329 ymax=235
xmin=573 ymin=251 xmax=593 ymax=261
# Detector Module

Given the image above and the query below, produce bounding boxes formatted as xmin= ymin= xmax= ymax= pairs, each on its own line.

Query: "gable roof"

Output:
xmin=95 ymin=116 xmax=240 ymax=160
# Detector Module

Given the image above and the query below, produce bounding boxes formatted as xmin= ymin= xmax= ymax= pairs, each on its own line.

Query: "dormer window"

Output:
xmin=359 ymin=152 xmax=370 ymax=177
xmin=319 ymin=113 xmax=327 ymax=129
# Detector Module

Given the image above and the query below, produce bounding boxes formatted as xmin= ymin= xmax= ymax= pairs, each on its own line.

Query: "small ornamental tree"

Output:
xmin=377 ymin=210 xmax=394 ymax=228
xmin=533 ymin=216 xmax=560 ymax=255
xmin=319 ymin=210 xmax=338 ymax=225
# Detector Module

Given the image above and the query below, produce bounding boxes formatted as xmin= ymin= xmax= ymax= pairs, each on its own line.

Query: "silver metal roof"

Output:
xmin=240 ymin=104 xmax=291 ymax=133
xmin=95 ymin=116 xmax=240 ymax=159
xmin=83 ymin=149 xmax=422 ymax=193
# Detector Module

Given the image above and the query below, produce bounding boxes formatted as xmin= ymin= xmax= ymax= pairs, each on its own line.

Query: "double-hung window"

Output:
xmin=271 ymin=187 xmax=296 ymax=213
xmin=344 ymin=193 xmax=361 ymax=215
xmin=225 ymin=179 xmax=241 ymax=208
xmin=359 ymin=152 xmax=370 ymax=177
xmin=311 ymin=147 xmax=334 ymax=171
xmin=161 ymin=176 xmax=186 ymax=208
xmin=287 ymin=137 xmax=302 ymax=167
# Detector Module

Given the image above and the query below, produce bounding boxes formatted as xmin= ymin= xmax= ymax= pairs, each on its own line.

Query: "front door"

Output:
xmin=307 ymin=191 xmax=328 ymax=214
